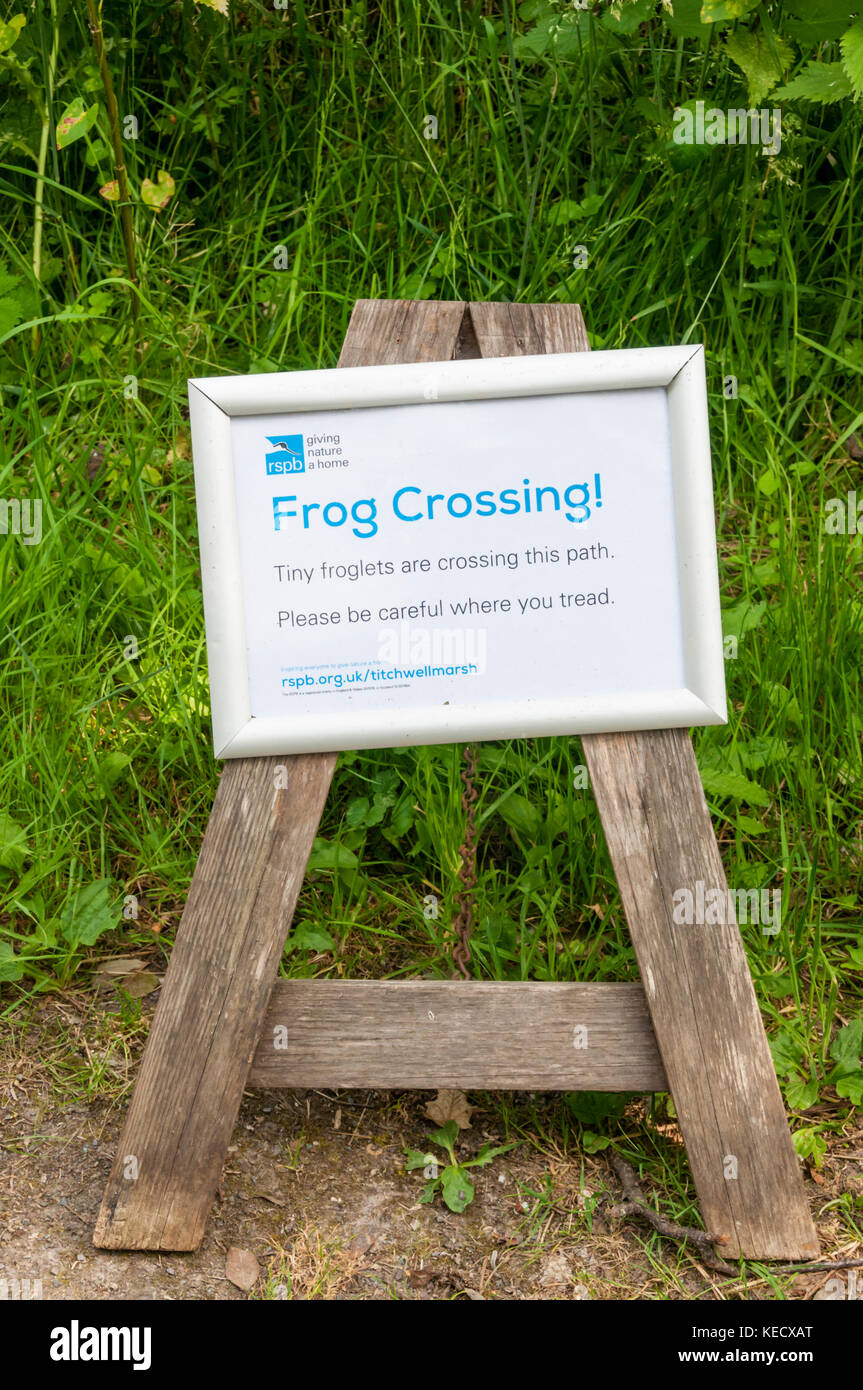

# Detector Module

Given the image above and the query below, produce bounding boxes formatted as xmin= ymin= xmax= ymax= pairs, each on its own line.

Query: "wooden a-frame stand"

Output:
xmin=94 ymin=300 xmax=818 ymax=1261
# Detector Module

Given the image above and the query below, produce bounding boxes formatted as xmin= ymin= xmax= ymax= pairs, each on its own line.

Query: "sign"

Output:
xmin=188 ymin=347 xmax=725 ymax=756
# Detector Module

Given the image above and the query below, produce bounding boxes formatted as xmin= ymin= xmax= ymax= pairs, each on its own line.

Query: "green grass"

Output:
xmin=1 ymin=0 xmax=862 ymax=1204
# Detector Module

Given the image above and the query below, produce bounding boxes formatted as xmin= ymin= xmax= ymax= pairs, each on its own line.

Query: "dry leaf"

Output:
xmin=423 ymin=1088 xmax=475 ymax=1130
xmin=97 ymin=957 xmax=144 ymax=977
xmin=225 ymin=1246 xmax=259 ymax=1291
xmin=140 ymin=170 xmax=175 ymax=212
xmin=119 ymin=970 xmax=160 ymax=998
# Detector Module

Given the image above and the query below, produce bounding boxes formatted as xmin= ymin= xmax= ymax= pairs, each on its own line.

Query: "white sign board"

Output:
xmin=188 ymin=347 xmax=726 ymax=757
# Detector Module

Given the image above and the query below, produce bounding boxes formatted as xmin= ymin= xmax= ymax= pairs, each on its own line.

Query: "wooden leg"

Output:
xmin=94 ymin=299 xmax=468 ymax=1250
xmin=470 ymin=302 xmax=818 ymax=1261
xmin=583 ymin=729 xmax=818 ymax=1259
xmin=93 ymin=753 xmax=336 ymax=1250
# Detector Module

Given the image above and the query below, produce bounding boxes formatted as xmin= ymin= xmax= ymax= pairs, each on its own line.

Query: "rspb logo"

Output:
xmin=266 ymin=434 xmax=305 ymax=475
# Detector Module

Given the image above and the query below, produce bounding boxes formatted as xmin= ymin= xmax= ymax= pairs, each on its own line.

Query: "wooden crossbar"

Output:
xmin=249 ymin=981 xmax=668 ymax=1091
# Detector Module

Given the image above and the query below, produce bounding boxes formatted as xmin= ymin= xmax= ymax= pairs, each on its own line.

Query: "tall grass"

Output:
xmin=0 ymin=1 xmax=861 ymax=1173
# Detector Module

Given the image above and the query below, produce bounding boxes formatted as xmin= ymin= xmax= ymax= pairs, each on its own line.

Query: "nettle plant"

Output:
xmin=405 ymin=1121 xmax=516 ymax=1213
xmin=0 ymin=4 xmax=181 ymax=333
xmin=770 ymin=1017 xmax=863 ymax=1166
xmin=514 ymin=2 xmax=863 ymax=108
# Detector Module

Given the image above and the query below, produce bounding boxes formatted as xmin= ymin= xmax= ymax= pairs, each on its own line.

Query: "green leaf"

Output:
xmin=725 ymin=31 xmax=793 ymax=105
xmin=835 ymin=1072 xmax=863 ymax=1106
xmin=792 ymin=1126 xmax=827 ymax=1167
xmin=465 ymin=1141 xmax=517 ymax=1168
xmin=721 ymin=598 xmax=766 ymax=640
xmin=94 ymin=752 xmax=131 ymax=794
xmin=774 ymin=62 xmax=854 ymax=104
xmin=0 ymin=13 xmax=25 ymax=53
xmin=418 ymin=1180 xmax=439 ymax=1204
xmin=56 ymin=98 xmax=99 ymax=150
xmin=306 ymin=838 xmax=359 ymax=871
xmin=383 ymin=793 xmax=414 ymax=841
xmin=512 ymin=9 xmax=589 ymax=60
xmin=546 ymin=198 xmax=586 ymax=226
xmin=345 ymin=796 xmax=371 ymax=828
xmin=564 ymin=1091 xmax=627 ymax=1125
xmin=769 ymin=1027 xmax=804 ymax=1077
xmin=441 ymin=1164 xmax=474 ymax=1212
xmin=0 ymin=941 xmax=23 ymax=982
xmin=829 ymin=1018 xmax=863 ymax=1073
xmin=700 ymin=768 xmax=771 ymax=807
xmin=764 ymin=681 xmax=802 ymax=726
xmin=544 ymin=197 xmax=600 ymax=226
xmin=760 ymin=971 xmax=793 ymax=998
xmin=84 ymin=138 xmax=108 ymax=168
xmin=757 ymin=469 xmax=781 ymax=496
xmin=427 ymin=1120 xmax=459 ymax=1153
xmin=286 ymin=923 xmax=335 ymax=952
xmin=783 ymin=2 xmax=861 ymax=44
xmin=666 ymin=0 xmax=708 ymax=38
xmin=0 ymin=812 xmax=28 ymax=873
xmin=59 ymin=878 xmax=118 ymax=947
xmin=601 ymin=0 xmax=657 ymax=35
xmin=785 ymin=1074 xmax=820 ymax=1110
xmin=482 ymin=912 xmax=518 ymax=951
xmin=736 ymin=813 xmax=767 ymax=835
xmin=404 ymin=1149 xmax=436 ymax=1172
xmin=0 ymin=266 xmax=38 ymax=339
xmin=582 ymin=1130 xmax=613 ymax=1153
xmin=141 ymin=169 xmax=175 ymax=211
xmin=498 ymin=792 xmax=542 ymax=841
xmin=840 ymin=20 xmax=863 ymax=98
xmin=700 ymin=0 xmax=759 ymax=22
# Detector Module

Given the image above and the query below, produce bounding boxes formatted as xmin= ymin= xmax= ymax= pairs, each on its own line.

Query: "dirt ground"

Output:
xmin=2 ymin=995 xmax=862 ymax=1302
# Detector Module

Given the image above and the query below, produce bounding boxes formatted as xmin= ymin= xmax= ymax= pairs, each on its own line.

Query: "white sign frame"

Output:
xmin=188 ymin=346 xmax=726 ymax=758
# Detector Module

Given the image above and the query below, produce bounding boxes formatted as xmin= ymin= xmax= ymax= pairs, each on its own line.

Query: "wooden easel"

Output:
xmin=94 ymin=300 xmax=818 ymax=1261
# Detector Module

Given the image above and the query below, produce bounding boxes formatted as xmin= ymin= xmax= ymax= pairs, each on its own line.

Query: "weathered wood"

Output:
xmin=582 ymin=730 xmax=819 ymax=1260
xmin=96 ymin=297 xmax=818 ymax=1262
xmin=336 ymin=297 xmax=467 ymax=368
xmin=469 ymin=300 xmax=818 ymax=1261
xmin=250 ymin=981 xmax=667 ymax=1091
xmin=469 ymin=300 xmax=590 ymax=357
xmin=94 ymin=299 xmax=468 ymax=1251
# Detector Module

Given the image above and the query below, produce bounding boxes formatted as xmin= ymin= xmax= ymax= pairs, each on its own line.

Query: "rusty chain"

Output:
xmin=450 ymin=743 xmax=478 ymax=980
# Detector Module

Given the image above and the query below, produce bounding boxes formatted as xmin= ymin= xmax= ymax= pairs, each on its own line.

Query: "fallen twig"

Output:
xmin=608 ymin=1154 xmax=736 ymax=1275
xmin=758 ymin=1258 xmax=863 ymax=1275
xmin=608 ymin=1155 xmax=863 ymax=1281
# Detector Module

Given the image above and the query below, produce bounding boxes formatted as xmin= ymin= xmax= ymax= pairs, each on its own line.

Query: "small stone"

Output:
xmin=539 ymin=1252 xmax=572 ymax=1289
